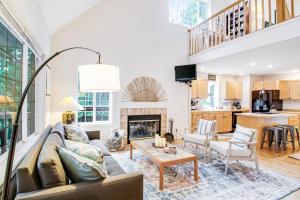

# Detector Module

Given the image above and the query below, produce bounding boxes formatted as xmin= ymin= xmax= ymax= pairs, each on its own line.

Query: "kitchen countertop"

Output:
xmin=191 ymin=108 xmax=249 ymax=113
xmin=235 ymin=112 xmax=298 ymax=118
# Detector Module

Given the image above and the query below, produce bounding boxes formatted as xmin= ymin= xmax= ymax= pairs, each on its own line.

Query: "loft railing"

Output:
xmin=189 ymin=0 xmax=299 ymax=55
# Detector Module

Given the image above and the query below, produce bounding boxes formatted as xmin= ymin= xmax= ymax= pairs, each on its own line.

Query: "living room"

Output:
xmin=0 ymin=0 xmax=300 ymax=199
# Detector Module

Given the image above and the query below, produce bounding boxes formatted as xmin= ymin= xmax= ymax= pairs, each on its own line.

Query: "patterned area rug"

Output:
xmin=111 ymin=148 xmax=300 ymax=200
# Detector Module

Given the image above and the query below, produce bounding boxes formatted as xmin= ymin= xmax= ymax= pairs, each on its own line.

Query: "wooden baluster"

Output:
xmin=196 ymin=28 xmax=199 ymax=53
xmin=291 ymin=0 xmax=294 ymax=18
xmin=233 ymin=7 xmax=236 ymax=39
xmin=255 ymin=0 xmax=258 ymax=31
xmin=249 ymin=0 xmax=252 ymax=33
xmin=262 ymin=0 xmax=265 ymax=28
xmin=268 ymin=0 xmax=272 ymax=26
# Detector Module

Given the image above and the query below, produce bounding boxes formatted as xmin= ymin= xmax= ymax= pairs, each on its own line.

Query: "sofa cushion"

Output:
xmin=104 ymin=156 xmax=125 ymax=176
xmin=65 ymin=124 xmax=89 ymax=144
xmin=37 ymin=133 xmax=68 ymax=189
xmin=58 ymin=147 xmax=108 ymax=183
xmin=89 ymin=139 xmax=111 ymax=156
xmin=210 ymin=141 xmax=252 ymax=157
xmin=16 ymin=125 xmax=52 ymax=194
xmin=183 ymin=134 xmax=211 ymax=145
xmin=65 ymin=140 xmax=104 ymax=163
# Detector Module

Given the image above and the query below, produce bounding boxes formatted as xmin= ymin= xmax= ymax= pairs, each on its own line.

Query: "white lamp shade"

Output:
xmin=78 ymin=64 xmax=120 ymax=92
xmin=55 ymin=97 xmax=84 ymax=112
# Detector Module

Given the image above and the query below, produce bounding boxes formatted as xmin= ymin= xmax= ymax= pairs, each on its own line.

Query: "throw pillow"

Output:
xmin=65 ymin=124 xmax=89 ymax=144
xmin=65 ymin=140 xmax=104 ymax=163
xmin=57 ymin=147 xmax=108 ymax=183
xmin=89 ymin=139 xmax=111 ymax=156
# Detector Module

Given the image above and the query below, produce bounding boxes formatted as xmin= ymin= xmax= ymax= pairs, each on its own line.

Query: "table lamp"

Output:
xmin=55 ymin=97 xmax=84 ymax=124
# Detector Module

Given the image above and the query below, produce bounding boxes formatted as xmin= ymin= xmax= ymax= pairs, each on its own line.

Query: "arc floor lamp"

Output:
xmin=1 ymin=47 xmax=120 ymax=200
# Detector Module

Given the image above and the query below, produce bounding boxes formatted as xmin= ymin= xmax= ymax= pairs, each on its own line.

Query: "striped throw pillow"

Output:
xmin=196 ymin=119 xmax=216 ymax=135
xmin=232 ymin=125 xmax=255 ymax=147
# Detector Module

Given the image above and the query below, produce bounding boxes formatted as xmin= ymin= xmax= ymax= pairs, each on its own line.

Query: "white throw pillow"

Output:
xmin=65 ymin=124 xmax=89 ymax=144
xmin=65 ymin=140 xmax=104 ymax=163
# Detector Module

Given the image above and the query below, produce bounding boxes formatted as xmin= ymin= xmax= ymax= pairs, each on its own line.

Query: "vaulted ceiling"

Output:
xmin=38 ymin=0 xmax=103 ymax=35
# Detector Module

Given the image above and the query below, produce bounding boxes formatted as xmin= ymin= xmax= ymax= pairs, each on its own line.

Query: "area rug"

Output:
xmin=111 ymin=148 xmax=300 ymax=200
xmin=288 ymin=152 xmax=300 ymax=160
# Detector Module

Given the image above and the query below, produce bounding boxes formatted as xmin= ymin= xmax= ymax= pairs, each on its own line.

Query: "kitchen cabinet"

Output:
xmin=253 ymin=80 xmax=279 ymax=90
xmin=289 ymin=80 xmax=300 ymax=100
xmin=224 ymin=81 xmax=243 ymax=100
xmin=288 ymin=115 xmax=300 ymax=127
xmin=279 ymin=80 xmax=300 ymax=100
xmin=191 ymin=111 xmax=232 ymax=133
xmin=191 ymin=79 xmax=208 ymax=99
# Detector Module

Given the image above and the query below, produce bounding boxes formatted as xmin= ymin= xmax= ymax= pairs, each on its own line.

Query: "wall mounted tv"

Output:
xmin=175 ymin=64 xmax=197 ymax=83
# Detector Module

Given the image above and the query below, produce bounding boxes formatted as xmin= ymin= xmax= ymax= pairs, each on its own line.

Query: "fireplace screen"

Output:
xmin=127 ymin=115 xmax=161 ymax=143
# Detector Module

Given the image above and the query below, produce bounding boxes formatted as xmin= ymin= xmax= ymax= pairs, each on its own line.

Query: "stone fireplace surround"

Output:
xmin=120 ymin=108 xmax=167 ymax=141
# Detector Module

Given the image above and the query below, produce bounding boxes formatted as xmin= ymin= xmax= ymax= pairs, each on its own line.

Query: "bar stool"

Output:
xmin=261 ymin=126 xmax=284 ymax=152
xmin=276 ymin=125 xmax=295 ymax=150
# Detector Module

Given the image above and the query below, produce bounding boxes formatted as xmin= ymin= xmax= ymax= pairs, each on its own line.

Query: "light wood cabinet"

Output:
xmin=289 ymin=80 xmax=300 ymax=100
xmin=223 ymin=112 xmax=233 ymax=132
xmin=288 ymin=116 xmax=300 ymax=127
xmin=191 ymin=79 xmax=208 ymax=99
xmin=279 ymin=80 xmax=300 ymax=100
xmin=253 ymin=80 xmax=279 ymax=90
xmin=224 ymin=81 xmax=243 ymax=100
xmin=191 ymin=111 xmax=232 ymax=133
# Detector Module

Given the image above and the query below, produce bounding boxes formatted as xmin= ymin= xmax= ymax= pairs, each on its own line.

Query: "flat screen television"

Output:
xmin=175 ymin=64 xmax=197 ymax=82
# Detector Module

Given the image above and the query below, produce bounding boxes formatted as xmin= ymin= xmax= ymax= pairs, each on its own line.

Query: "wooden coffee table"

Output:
xmin=130 ymin=139 xmax=199 ymax=190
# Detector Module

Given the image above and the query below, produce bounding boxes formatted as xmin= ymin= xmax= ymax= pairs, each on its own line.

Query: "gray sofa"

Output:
xmin=9 ymin=123 xmax=143 ymax=200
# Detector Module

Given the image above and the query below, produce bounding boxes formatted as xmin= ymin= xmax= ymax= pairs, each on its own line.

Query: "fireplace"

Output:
xmin=127 ymin=115 xmax=161 ymax=143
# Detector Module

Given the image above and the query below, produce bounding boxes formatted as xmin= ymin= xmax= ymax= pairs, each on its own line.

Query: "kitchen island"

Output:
xmin=236 ymin=113 xmax=297 ymax=148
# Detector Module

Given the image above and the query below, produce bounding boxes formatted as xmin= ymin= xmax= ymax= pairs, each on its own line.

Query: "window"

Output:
xmin=203 ymin=81 xmax=217 ymax=108
xmin=77 ymin=77 xmax=112 ymax=123
xmin=0 ymin=21 xmax=23 ymax=154
xmin=0 ymin=20 xmax=38 ymax=156
xmin=169 ymin=0 xmax=209 ymax=28
xmin=27 ymin=49 xmax=35 ymax=136
xmin=199 ymin=1 xmax=208 ymax=19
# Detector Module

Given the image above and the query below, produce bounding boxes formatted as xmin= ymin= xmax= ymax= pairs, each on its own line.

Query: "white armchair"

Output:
xmin=183 ymin=119 xmax=216 ymax=161
xmin=209 ymin=125 xmax=259 ymax=175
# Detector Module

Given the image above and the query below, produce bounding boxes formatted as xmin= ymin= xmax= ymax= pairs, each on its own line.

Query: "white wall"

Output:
xmin=210 ymin=0 xmax=235 ymax=16
xmin=2 ymin=0 xmax=51 ymax=132
xmin=51 ymin=0 xmax=189 ymax=141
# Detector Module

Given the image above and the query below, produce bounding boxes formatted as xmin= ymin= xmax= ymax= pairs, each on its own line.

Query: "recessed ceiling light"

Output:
xmin=267 ymin=65 xmax=273 ymax=68
xmin=239 ymin=72 xmax=245 ymax=76
xmin=219 ymin=72 xmax=224 ymax=75
xmin=293 ymin=69 xmax=299 ymax=73
xmin=250 ymin=62 xmax=257 ymax=66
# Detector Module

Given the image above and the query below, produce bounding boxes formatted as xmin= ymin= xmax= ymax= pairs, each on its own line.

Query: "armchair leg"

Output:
xmin=224 ymin=159 xmax=229 ymax=175
xmin=204 ymin=145 xmax=208 ymax=162
xmin=209 ymin=148 xmax=212 ymax=162
xmin=255 ymin=157 xmax=259 ymax=171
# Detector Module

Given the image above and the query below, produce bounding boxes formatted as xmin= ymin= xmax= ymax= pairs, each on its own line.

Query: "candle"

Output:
xmin=162 ymin=138 xmax=166 ymax=147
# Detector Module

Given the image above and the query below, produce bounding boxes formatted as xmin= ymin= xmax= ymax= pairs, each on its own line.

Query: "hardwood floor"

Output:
xmin=257 ymin=142 xmax=300 ymax=200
